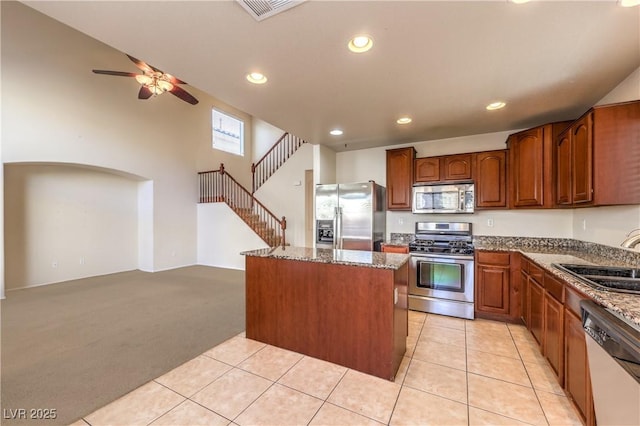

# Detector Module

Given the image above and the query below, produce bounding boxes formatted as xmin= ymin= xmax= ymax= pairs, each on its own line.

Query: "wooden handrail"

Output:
xmin=251 ymin=132 xmax=306 ymax=193
xmin=199 ymin=164 xmax=286 ymax=247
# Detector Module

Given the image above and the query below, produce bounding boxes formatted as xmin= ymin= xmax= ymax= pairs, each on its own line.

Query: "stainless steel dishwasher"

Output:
xmin=581 ymin=300 xmax=640 ymax=425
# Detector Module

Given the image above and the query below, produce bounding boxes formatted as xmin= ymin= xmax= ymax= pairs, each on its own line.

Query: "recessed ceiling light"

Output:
xmin=397 ymin=117 xmax=412 ymax=125
xmin=348 ymin=35 xmax=373 ymax=53
xmin=246 ymin=72 xmax=267 ymax=84
xmin=510 ymin=0 xmax=531 ymax=4
xmin=330 ymin=129 xmax=343 ymax=136
xmin=486 ymin=101 xmax=506 ymax=111
xmin=619 ymin=0 xmax=640 ymax=7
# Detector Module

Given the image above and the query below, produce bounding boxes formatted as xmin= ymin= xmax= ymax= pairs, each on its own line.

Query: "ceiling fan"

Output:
xmin=92 ymin=54 xmax=199 ymax=105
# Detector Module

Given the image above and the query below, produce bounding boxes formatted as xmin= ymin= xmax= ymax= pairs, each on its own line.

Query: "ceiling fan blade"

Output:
xmin=126 ymin=54 xmax=161 ymax=74
xmin=138 ymin=85 xmax=153 ymax=100
xmin=169 ymin=85 xmax=199 ymax=105
xmin=92 ymin=70 xmax=139 ymax=77
xmin=163 ymin=73 xmax=187 ymax=85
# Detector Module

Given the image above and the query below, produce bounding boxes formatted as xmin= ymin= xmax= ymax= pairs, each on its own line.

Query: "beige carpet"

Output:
xmin=1 ymin=266 xmax=246 ymax=426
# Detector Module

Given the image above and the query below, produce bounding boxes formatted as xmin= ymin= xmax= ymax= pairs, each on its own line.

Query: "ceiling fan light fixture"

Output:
xmin=157 ymin=79 xmax=174 ymax=92
xmin=486 ymin=101 xmax=506 ymax=111
xmin=247 ymin=72 xmax=268 ymax=84
xmin=348 ymin=35 xmax=373 ymax=53
xmin=135 ymin=74 xmax=152 ymax=85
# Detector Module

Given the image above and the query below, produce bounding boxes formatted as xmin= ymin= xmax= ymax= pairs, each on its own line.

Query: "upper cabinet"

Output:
xmin=386 ymin=147 xmax=415 ymax=211
xmin=415 ymin=153 xmax=472 ymax=183
xmin=556 ymin=114 xmax=593 ymax=206
xmin=414 ymin=157 xmax=440 ymax=182
xmin=507 ymin=122 xmax=571 ymax=208
xmin=474 ymin=150 xmax=507 ymax=209
xmin=555 ymin=100 xmax=640 ymax=207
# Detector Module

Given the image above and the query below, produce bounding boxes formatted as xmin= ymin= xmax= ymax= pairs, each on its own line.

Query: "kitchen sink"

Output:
xmin=553 ymin=263 xmax=640 ymax=295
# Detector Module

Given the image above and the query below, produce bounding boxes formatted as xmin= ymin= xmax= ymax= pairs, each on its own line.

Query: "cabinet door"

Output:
xmin=381 ymin=244 xmax=409 ymax=254
xmin=509 ymin=127 xmax=545 ymax=207
xmin=475 ymin=150 xmax=507 ymax=208
xmin=529 ymin=279 xmax=544 ymax=345
xmin=556 ymin=130 xmax=572 ymax=205
xmin=572 ymin=114 xmax=593 ymax=204
xmin=443 ymin=154 xmax=472 ymax=181
xmin=475 ymin=265 xmax=510 ymax=316
xmin=386 ymin=147 xmax=415 ymax=210
xmin=521 ymin=271 xmax=530 ymax=327
xmin=414 ymin=157 xmax=440 ymax=182
xmin=544 ymin=293 xmax=564 ymax=383
xmin=565 ymin=309 xmax=594 ymax=425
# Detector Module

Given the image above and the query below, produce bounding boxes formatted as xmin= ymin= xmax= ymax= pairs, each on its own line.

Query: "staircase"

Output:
xmin=252 ymin=132 xmax=306 ymax=193
xmin=198 ymin=164 xmax=286 ymax=247
xmin=199 ymin=132 xmax=306 ymax=247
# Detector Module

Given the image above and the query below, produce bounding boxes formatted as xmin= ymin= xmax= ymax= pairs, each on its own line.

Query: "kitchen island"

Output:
xmin=242 ymin=246 xmax=409 ymax=380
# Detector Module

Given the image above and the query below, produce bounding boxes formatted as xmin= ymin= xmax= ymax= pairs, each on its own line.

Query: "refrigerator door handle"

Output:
xmin=335 ymin=206 xmax=343 ymax=249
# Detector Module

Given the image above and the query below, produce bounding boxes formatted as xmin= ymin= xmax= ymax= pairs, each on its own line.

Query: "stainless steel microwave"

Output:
xmin=412 ymin=182 xmax=474 ymax=214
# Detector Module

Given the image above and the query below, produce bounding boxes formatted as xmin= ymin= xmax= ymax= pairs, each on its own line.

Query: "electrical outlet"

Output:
xmin=487 ymin=218 xmax=494 ymax=228
xmin=582 ymin=219 xmax=587 ymax=230
xmin=80 ymin=257 xmax=85 ymax=265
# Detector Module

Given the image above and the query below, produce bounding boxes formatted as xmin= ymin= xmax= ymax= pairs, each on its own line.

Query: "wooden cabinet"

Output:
xmin=519 ymin=256 xmax=595 ymax=425
xmin=556 ymin=114 xmax=593 ymax=206
xmin=381 ymin=244 xmax=409 ymax=254
xmin=415 ymin=153 xmax=472 ymax=183
xmin=556 ymin=100 xmax=640 ymax=207
xmin=474 ymin=150 xmax=507 ymax=208
xmin=443 ymin=154 xmax=473 ymax=180
xmin=565 ymin=287 xmax=595 ymax=426
xmin=475 ymin=251 xmax=520 ymax=322
xmin=508 ymin=122 xmax=571 ymax=208
xmin=544 ymin=272 xmax=565 ymax=383
xmin=386 ymin=147 xmax=415 ymax=210
xmin=414 ymin=157 xmax=440 ymax=182
xmin=529 ymin=276 xmax=545 ymax=346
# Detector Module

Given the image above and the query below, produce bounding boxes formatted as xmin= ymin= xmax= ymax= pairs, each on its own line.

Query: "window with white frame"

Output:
xmin=212 ymin=108 xmax=244 ymax=156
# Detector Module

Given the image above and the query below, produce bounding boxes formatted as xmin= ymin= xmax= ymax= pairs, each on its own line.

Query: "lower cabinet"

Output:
xmin=475 ymin=251 xmax=520 ymax=322
xmin=564 ymin=288 xmax=595 ymax=426
xmin=518 ymin=255 xmax=595 ymax=426
xmin=544 ymin=291 xmax=564 ymax=383
xmin=529 ymin=278 xmax=545 ymax=345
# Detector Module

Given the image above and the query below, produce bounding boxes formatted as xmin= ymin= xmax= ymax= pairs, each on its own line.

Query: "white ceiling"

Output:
xmin=22 ymin=0 xmax=640 ymax=152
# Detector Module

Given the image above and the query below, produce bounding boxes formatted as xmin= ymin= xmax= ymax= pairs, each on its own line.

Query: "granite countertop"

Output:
xmin=474 ymin=236 xmax=640 ymax=328
xmin=241 ymin=246 xmax=410 ymax=270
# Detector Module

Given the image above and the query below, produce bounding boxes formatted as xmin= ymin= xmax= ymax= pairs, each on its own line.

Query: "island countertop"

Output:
xmin=241 ymin=246 xmax=409 ymax=270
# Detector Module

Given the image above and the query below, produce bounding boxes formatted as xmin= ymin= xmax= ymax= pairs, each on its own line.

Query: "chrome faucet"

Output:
xmin=621 ymin=229 xmax=640 ymax=249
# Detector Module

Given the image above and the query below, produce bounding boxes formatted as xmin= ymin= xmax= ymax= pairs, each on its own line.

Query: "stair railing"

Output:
xmin=199 ymin=164 xmax=286 ymax=247
xmin=252 ymin=132 xmax=306 ymax=193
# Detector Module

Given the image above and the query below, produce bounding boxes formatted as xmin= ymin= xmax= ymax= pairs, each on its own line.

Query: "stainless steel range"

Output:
xmin=408 ymin=222 xmax=475 ymax=319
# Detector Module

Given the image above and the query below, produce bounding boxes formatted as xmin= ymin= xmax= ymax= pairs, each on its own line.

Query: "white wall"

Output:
xmin=1 ymin=2 xmax=256 ymax=291
xmin=313 ymin=144 xmax=336 ymax=185
xmin=197 ymin=203 xmax=268 ymax=270
xmin=253 ymin=119 xmax=285 ymax=164
xmin=255 ymin=143 xmax=314 ymax=247
xmin=5 ymin=164 xmax=139 ymax=290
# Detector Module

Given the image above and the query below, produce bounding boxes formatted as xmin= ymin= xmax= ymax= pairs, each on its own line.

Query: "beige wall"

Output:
xmin=1 ymin=2 xmax=255 ymax=291
xmin=5 ymin=164 xmax=139 ymax=290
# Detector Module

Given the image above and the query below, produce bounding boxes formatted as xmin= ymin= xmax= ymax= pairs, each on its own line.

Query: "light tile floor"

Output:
xmin=71 ymin=312 xmax=583 ymax=426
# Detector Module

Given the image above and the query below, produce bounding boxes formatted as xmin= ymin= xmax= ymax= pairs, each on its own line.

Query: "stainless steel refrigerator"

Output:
xmin=315 ymin=182 xmax=386 ymax=251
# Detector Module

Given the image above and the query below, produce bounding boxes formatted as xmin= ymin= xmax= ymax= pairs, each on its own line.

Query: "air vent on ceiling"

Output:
xmin=237 ymin=0 xmax=306 ymax=21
